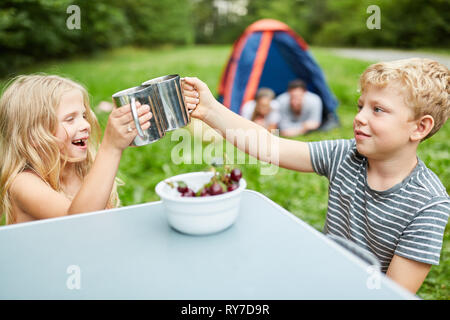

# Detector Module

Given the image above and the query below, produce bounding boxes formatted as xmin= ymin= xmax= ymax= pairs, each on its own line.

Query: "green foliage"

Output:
xmin=1 ymin=0 xmax=448 ymax=76
xmin=0 ymin=0 xmax=194 ymax=76
xmin=193 ymin=0 xmax=450 ymax=48
xmin=192 ymin=0 xmax=249 ymax=44
xmin=311 ymin=0 xmax=450 ymax=48
xmin=121 ymin=0 xmax=194 ymax=46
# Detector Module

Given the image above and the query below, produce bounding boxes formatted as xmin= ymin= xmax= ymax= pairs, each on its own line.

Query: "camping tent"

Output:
xmin=218 ymin=19 xmax=339 ymax=130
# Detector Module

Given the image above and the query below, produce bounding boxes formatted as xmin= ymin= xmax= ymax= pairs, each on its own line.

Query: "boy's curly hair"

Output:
xmin=359 ymin=58 xmax=449 ymax=140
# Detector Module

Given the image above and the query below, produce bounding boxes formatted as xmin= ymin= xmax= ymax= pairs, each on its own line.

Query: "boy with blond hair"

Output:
xmin=182 ymin=58 xmax=449 ymax=294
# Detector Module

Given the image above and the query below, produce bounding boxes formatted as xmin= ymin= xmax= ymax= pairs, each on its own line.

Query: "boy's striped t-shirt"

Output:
xmin=308 ymin=139 xmax=450 ymax=272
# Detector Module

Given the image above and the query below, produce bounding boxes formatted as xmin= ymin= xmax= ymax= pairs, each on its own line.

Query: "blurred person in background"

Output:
xmin=240 ymin=87 xmax=280 ymax=131
xmin=276 ymin=79 xmax=323 ymax=137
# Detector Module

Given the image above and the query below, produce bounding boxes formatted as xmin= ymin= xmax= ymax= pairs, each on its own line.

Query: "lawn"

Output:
xmin=0 ymin=45 xmax=448 ymax=299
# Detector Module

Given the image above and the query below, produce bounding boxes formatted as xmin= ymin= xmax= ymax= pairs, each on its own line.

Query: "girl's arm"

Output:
xmin=67 ymin=103 xmax=151 ymax=214
xmin=182 ymin=77 xmax=314 ymax=173
xmin=10 ymin=103 xmax=152 ymax=220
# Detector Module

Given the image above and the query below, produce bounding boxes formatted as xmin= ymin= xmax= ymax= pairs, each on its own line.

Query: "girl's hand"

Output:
xmin=102 ymin=101 xmax=152 ymax=151
xmin=182 ymin=77 xmax=219 ymax=121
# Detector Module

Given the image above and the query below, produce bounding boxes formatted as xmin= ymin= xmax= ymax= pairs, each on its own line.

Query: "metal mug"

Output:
xmin=142 ymin=74 xmax=190 ymax=132
xmin=112 ymin=85 xmax=167 ymax=146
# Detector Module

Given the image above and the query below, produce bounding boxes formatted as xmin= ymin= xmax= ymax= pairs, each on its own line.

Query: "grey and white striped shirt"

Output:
xmin=308 ymin=139 xmax=449 ymax=272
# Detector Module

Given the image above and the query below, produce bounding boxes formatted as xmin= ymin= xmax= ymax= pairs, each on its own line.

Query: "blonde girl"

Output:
xmin=0 ymin=74 xmax=152 ymax=224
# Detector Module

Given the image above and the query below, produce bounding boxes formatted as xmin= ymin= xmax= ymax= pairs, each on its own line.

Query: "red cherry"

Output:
xmin=198 ymin=188 xmax=210 ymax=197
xmin=230 ymin=168 xmax=242 ymax=182
xmin=182 ymin=188 xmax=195 ymax=197
xmin=227 ymin=183 xmax=239 ymax=192
xmin=177 ymin=182 xmax=188 ymax=193
xmin=209 ymin=182 xmax=224 ymax=195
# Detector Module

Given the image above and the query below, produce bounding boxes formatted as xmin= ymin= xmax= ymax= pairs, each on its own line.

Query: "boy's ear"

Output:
xmin=410 ymin=115 xmax=434 ymax=142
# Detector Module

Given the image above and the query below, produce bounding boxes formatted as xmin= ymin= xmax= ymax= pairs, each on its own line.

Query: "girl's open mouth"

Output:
xmin=72 ymin=138 xmax=88 ymax=148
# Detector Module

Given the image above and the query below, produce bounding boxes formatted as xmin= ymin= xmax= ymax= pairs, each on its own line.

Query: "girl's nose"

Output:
xmin=80 ymin=118 xmax=91 ymax=133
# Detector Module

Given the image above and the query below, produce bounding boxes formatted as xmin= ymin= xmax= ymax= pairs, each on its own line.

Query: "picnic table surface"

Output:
xmin=0 ymin=190 xmax=415 ymax=299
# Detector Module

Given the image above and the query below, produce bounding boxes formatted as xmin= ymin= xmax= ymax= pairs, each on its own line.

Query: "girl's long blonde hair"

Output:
xmin=0 ymin=74 xmax=120 ymax=224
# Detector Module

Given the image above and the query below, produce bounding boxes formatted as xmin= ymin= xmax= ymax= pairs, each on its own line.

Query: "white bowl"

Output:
xmin=155 ymin=171 xmax=246 ymax=235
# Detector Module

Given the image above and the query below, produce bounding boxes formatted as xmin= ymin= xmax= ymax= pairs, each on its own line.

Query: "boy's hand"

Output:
xmin=182 ymin=77 xmax=218 ymax=121
xmin=103 ymin=101 xmax=152 ymax=152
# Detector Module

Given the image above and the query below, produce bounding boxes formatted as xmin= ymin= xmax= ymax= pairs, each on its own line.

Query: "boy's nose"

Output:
xmin=354 ymin=108 xmax=368 ymax=125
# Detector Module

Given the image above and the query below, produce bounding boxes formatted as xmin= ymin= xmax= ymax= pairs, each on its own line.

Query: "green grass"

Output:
xmin=1 ymin=45 xmax=449 ymax=299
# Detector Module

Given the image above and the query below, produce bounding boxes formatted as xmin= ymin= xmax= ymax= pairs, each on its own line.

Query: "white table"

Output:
xmin=0 ymin=190 xmax=414 ymax=299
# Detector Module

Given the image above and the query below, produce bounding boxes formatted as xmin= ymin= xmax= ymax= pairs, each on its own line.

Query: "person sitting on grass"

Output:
xmin=240 ymin=87 xmax=280 ymax=131
xmin=0 ymin=74 xmax=152 ymax=224
xmin=276 ymin=79 xmax=323 ymax=137
xmin=181 ymin=58 xmax=449 ymax=294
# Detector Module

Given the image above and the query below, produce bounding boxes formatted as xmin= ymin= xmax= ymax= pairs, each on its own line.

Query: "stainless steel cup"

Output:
xmin=112 ymin=85 xmax=167 ymax=146
xmin=142 ymin=74 xmax=190 ymax=131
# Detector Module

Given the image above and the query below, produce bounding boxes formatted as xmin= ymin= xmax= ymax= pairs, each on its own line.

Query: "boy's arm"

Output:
xmin=388 ymin=201 xmax=448 ymax=294
xmin=386 ymin=254 xmax=431 ymax=294
xmin=183 ymin=77 xmax=314 ymax=173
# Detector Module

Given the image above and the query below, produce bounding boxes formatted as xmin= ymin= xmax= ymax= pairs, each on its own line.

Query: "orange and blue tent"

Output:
xmin=218 ymin=19 xmax=339 ymax=127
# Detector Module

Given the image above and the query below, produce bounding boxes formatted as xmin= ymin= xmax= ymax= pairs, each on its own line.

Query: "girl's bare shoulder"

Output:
xmin=10 ymin=170 xmax=50 ymax=196
xmin=10 ymin=170 xmax=71 ymax=220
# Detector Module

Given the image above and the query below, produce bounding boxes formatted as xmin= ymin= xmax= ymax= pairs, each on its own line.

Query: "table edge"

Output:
xmin=243 ymin=190 xmax=417 ymax=300
xmin=0 ymin=198 xmax=163 ymax=231
xmin=0 ymin=189 xmax=417 ymax=299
